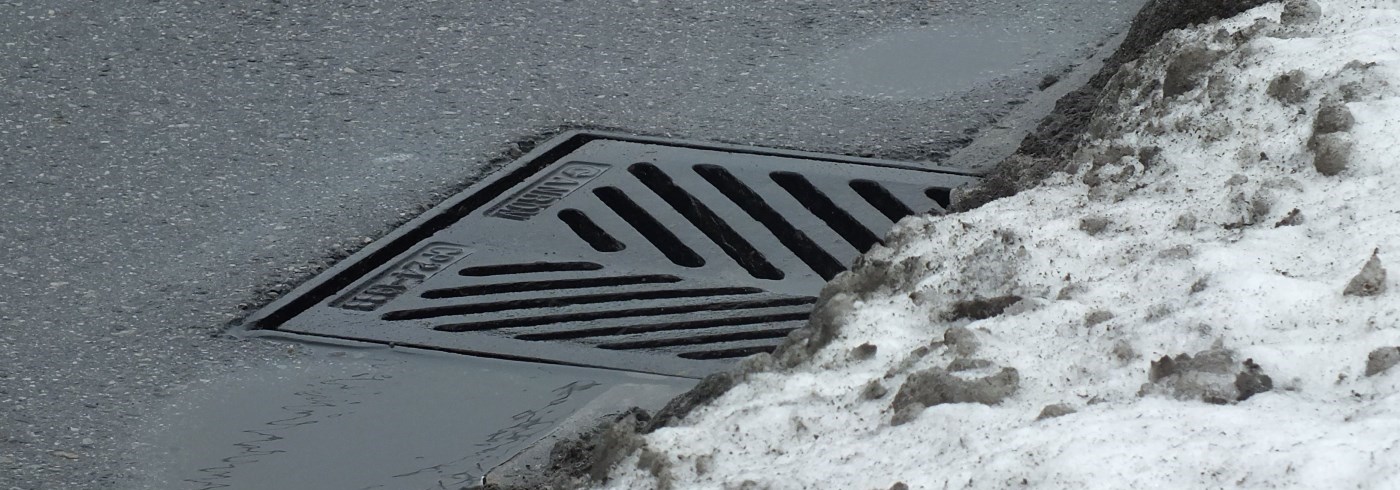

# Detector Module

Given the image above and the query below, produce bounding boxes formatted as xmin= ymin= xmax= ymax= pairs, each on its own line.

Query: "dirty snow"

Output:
xmin=601 ymin=1 xmax=1400 ymax=488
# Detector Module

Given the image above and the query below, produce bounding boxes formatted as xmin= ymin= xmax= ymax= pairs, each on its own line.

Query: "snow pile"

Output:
xmin=601 ymin=1 xmax=1400 ymax=488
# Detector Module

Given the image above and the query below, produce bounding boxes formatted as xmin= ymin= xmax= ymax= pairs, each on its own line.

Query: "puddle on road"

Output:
xmin=129 ymin=342 xmax=694 ymax=490
xmin=816 ymin=16 xmax=1086 ymax=99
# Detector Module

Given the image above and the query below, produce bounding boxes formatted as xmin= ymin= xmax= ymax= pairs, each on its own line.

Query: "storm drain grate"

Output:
xmin=245 ymin=132 xmax=978 ymax=377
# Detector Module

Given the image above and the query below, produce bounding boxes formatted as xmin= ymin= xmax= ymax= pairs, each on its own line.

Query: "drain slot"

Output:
xmin=678 ymin=345 xmax=775 ymax=360
xmin=460 ymin=262 xmax=604 ymax=276
xmin=694 ymin=164 xmax=846 ymax=280
xmin=515 ymin=312 xmax=812 ymax=341
xmin=594 ymin=186 xmax=705 ymax=268
xmin=558 ymin=209 xmax=626 ymax=252
xmin=421 ymin=275 xmax=682 ymax=299
xmin=386 ymin=287 xmax=764 ymax=321
xmin=597 ymin=327 xmax=797 ymax=350
xmin=851 ymin=179 xmax=916 ymax=222
xmin=433 ymin=297 xmax=817 ymax=332
xmin=770 ymin=171 xmax=882 ymax=252
xmin=630 ymin=163 xmax=783 ymax=280
xmin=925 ymin=187 xmax=953 ymax=210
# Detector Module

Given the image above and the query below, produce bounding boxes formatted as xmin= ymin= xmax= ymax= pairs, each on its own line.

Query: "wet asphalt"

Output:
xmin=0 ymin=1 xmax=1142 ymax=488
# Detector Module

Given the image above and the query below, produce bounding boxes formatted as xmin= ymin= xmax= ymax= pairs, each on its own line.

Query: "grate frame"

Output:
xmin=241 ymin=131 xmax=979 ymax=378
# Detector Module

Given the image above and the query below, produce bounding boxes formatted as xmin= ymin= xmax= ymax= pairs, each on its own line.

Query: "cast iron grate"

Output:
xmin=244 ymin=131 xmax=978 ymax=377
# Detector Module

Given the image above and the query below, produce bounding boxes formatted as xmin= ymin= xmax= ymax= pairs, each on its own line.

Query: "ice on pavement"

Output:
xmin=600 ymin=1 xmax=1400 ymax=488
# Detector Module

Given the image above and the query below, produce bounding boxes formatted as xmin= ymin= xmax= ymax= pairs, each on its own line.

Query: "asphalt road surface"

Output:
xmin=1 ymin=1 xmax=1142 ymax=488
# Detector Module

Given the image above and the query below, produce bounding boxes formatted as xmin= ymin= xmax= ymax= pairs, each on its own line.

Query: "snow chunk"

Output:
xmin=1343 ymin=249 xmax=1388 ymax=297
xmin=890 ymin=367 xmax=1021 ymax=425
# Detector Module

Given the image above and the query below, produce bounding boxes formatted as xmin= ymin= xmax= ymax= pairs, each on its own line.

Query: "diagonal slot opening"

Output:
xmin=515 ymin=311 xmax=811 ymax=341
xmin=925 ymin=187 xmax=952 ymax=210
xmin=434 ymin=297 xmax=816 ymax=332
xmin=630 ymin=163 xmax=783 ymax=280
xmin=694 ymin=164 xmax=846 ymax=280
xmin=459 ymin=262 xmax=603 ymax=276
xmin=557 ymin=209 xmax=625 ymax=252
xmin=597 ymin=327 xmax=797 ymax=350
xmin=850 ymin=179 xmax=916 ymax=222
xmin=678 ymin=345 xmax=775 ymax=360
xmin=594 ymin=186 xmax=705 ymax=268
xmin=421 ymin=275 xmax=682 ymax=299
xmin=386 ymin=287 xmax=762 ymax=320
xmin=770 ymin=171 xmax=882 ymax=252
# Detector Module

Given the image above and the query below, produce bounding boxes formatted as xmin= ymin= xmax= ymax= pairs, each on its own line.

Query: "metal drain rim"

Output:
xmin=241 ymin=130 xmax=976 ymax=332
xmin=240 ymin=131 xmax=979 ymax=377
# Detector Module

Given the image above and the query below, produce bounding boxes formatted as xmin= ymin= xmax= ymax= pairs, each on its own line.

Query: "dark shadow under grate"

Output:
xmin=244 ymin=131 xmax=978 ymax=377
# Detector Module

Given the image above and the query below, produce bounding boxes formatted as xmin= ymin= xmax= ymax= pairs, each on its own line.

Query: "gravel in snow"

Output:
xmin=599 ymin=1 xmax=1400 ymax=488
